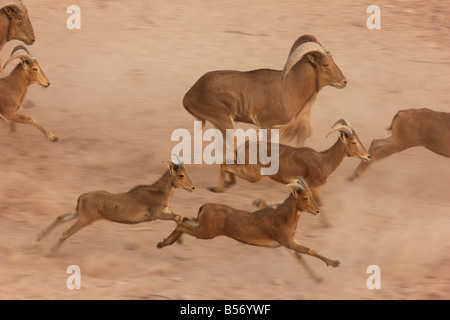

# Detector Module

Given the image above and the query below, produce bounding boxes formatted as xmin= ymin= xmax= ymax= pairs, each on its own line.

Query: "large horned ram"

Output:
xmin=183 ymin=34 xmax=347 ymax=147
xmin=0 ymin=1 xmax=35 ymax=71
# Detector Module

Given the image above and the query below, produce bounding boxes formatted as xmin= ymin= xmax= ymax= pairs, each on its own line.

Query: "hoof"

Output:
xmin=156 ymin=242 xmax=164 ymax=249
xmin=223 ymin=181 xmax=234 ymax=188
xmin=252 ymin=199 xmax=263 ymax=207
xmin=331 ymin=260 xmax=340 ymax=268
xmin=207 ymin=186 xmax=223 ymax=193
xmin=51 ymin=136 xmax=59 ymax=143
xmin=314 ymin=276 xmax=324 ymax=284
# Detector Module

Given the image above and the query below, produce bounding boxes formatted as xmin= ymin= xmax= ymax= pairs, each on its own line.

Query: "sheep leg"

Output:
xmin=284 ymin=238 xmax=340 ymax=268
xmin=350 ymin=137 xmax=407 ymax=181
xmin=157 ymin=228 xmax=183 ymax=248
xmin=37 ymin=212 xmax=78 ymax=241
xmin=309 ymin=188 xmax=330 ymax=228
xmin=50 ymin=219 xmax=91 ymax=254
xmin=211 ymin=162 xmax=263 ymax=194
xmin=6 ymin=112 xmax=58 ymax=142
xmin=206 ymin=112 xmax=236 ymax=192
xmin=157 ymin=218 xmax=201 ymax=248
xmin=292 ymin=252 xmax=323 ymax=283
xmin=149 ymin=207 xmax=181 ymax=222
xmin=253 ymin=199 xmax=283 ymax=208
xmin=208 ymin=164 xmax=230 ymax=193
xmin=158 ymin=217 xmax=215 ymax=248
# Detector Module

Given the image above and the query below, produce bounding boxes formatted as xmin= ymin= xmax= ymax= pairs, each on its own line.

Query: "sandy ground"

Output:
xmin=0 ymin=0 xmax=449 ymax=300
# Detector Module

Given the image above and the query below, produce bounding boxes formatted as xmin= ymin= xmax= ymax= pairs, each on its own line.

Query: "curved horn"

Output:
xmin=11 ymin=45 xmax=33 ymax=58
xmin=325 ymin=119 xmax=353 ymax=138
xmin=286 ymin=182 xmax=304 ymax=192
xmin=171 ymin=153 xmax=183 ymax=166
xmin=331 ymin=119 xmax=353 ymax=129
xmin=296 ymin=176 xmax=308 ymax=189
xmin=281 ymin=41 xmax=327 ymax=81
xmin=3 ymin=54 xmax=33 ymax=69
xmin=0 ymin=0 xmax=24 ymax=12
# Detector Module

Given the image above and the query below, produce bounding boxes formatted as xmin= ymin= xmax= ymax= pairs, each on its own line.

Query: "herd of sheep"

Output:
xmin=1 ymin=1 xmax=449 ymax=282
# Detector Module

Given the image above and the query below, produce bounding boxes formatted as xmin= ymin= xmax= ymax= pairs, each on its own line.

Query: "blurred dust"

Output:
xmin=0 ymin=0 xmax=449 ymax=299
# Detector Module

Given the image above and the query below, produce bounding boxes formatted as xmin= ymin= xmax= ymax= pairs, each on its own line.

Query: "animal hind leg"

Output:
xmin=350 ymin=137 xmax=408 ymax=181
xmin=50 ymin=219 xmax=91 ymax=254
xmin=157 ymin=218 xmax=201 ymax=248
xmin=37 ymin=212 xmax=78 ymax=241
xmin=6 ymin=113 xmax=58 ymax=143
xmin=203 ymin=109 xmax=238 ymax=192
xmin=157 ymin=228 xmax=183 ymax=248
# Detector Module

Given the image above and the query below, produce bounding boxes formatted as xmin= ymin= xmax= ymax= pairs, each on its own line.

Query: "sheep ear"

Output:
xmin=4 ymin=7 xmax=15 ymax=18
xmin=291 ymin=187 xmax=299 ymax=199
xmin=167 ymin=162 xmax=175 ymax=174
xmin=339 ymin=131 xmax=347 ymax=142
xmin=307 ymin=53 xmax=319 ymax=66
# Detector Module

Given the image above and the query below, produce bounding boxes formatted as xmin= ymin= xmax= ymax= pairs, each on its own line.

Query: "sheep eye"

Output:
xmin=32 ymin=68 xmax=38 ymax=71
xmin=179 ymin=174 xmax=185 ymax=178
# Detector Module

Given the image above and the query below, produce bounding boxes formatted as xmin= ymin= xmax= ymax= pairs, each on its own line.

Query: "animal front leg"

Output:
xmin=310 ymin=188 xmax=330 ymax=228
xmin=150 ymin=207 xmax=181 ymax=222
xmin=208 ymin=164 xmax=232 ymax=193
xmin=285 ymin=239 xmax=340 ymax=268
xmin=157 ymin=228 xmax=183 ymax=248
xmin=252 ymin=199 xmax=283 ymax=208
xmin=7 ymin=112 xmax=58 ymax=142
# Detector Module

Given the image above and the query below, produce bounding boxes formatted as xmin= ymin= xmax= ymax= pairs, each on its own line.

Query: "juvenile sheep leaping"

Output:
xmin=349 ymin=108 xmax=450 ymax=181
xmin=37 ymin=159 xmax=195 ymax=254
xmin=0 ymin=45 xmax=57 ymax=142
xmin=158 ymin=177 xmax=339 ymax=283
xmin=209 ymin=119 xmax=371 ymax=226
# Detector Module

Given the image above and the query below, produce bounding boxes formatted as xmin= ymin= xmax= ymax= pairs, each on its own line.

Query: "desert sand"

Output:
xmin=0 ymin=0 xmax=449 ymax=300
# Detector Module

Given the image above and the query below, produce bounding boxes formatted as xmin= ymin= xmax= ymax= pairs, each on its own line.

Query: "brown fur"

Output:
xmin=37 ymin=162 xmax=196 ymax=254
xmin=209 ymin=122 xmax=371 ymax=226
xmin=0 ymin=53 xmax=57 ymax=142
xmin=0 ymin=2 xmax=35 ymax=71
xmin=350 ymin=108 xmax=450 ymax=181
xmin=158 ymin=180 xmax=339 ymax=282
xmin=183 ymin=35 xmax=347 ymax=146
